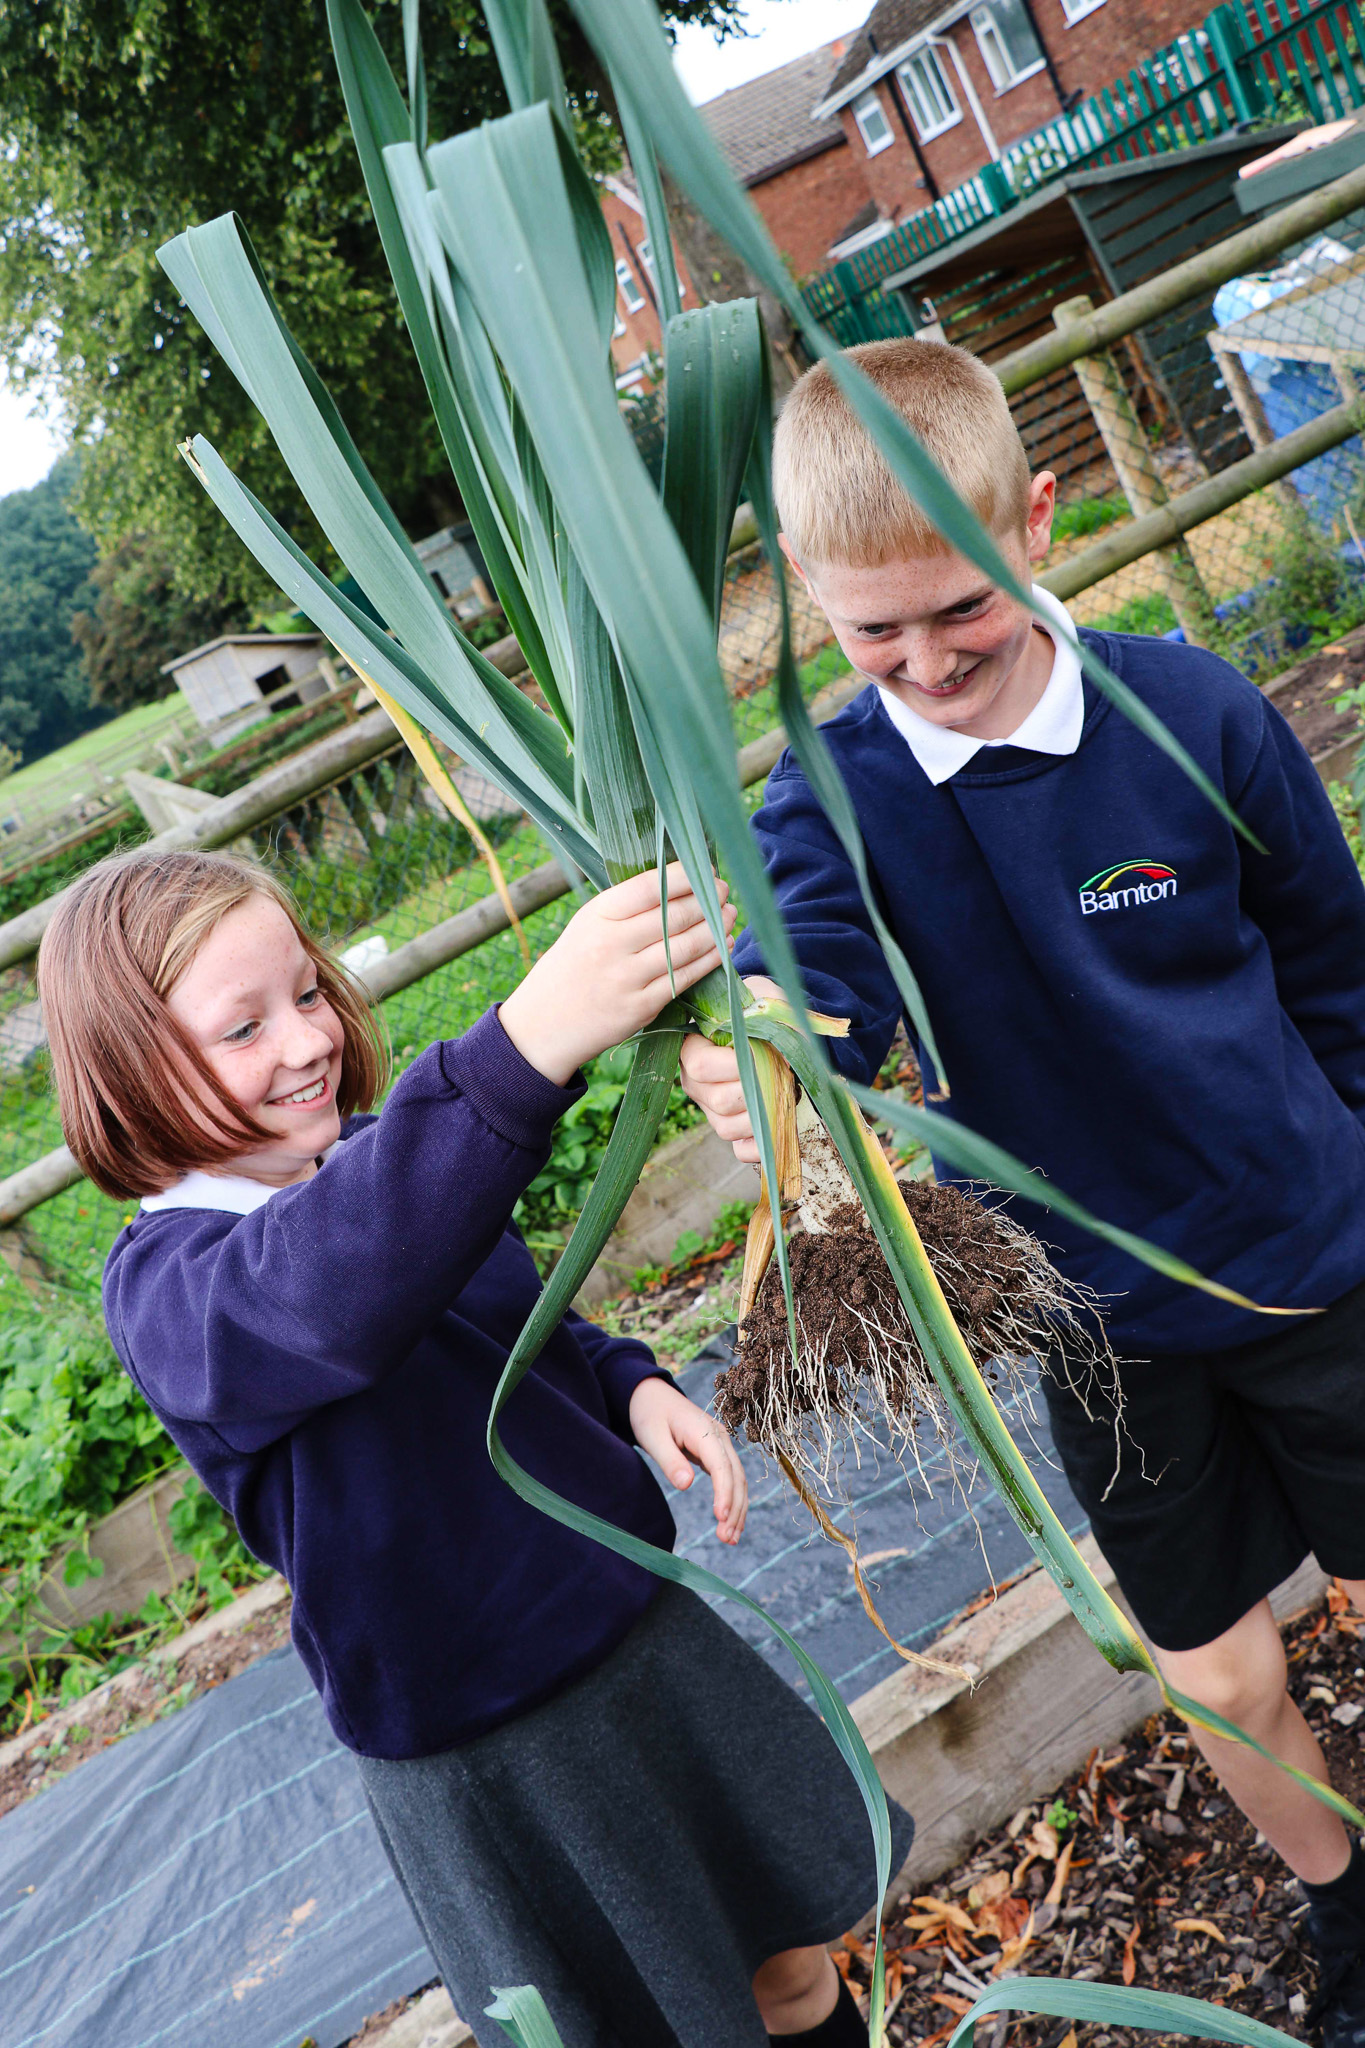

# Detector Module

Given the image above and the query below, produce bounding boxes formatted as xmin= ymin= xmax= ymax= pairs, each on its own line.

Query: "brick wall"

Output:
xmin=748 ymin=140 xmax=873 ymax=278
xmin=829 ymin=0 xmax=1221 ymax=235
xmin=600 ymin=184 xmax=696 ymax=391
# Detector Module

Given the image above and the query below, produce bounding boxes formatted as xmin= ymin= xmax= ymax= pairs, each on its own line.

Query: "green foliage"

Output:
xmin=0 ymin=820 xmax=151 ymax=922
xmin=0 ymin=1269 xmax=169 ymax=1581
xmin=0 ymin=0 xmax=745 ymax=612
xmin=1086 ymin=592 xmax=1179 ymax=638
xmin=1329 ymin=779 xmax=1365 ymax=877
xmin=71 ymin=532 xmax=242 ymax=711
xmin=1044 ymin=1796 xmax=1078 ymax=1835
xmin=1217 ymin=524 xmax=1365 ymax=676
xmin=0 ymin=1270 xmax=267 ymax=1729
xmin=1051 ymin=493 xmax=1126 ymax=543
xmin=631 ymin=1196 xmax=752 ymax=1292
xmin=167 ymin=1477 xmax=262 ymax=1611
xmin=514 ymin=1040 xmax=702 ymax=1260
xmin=0 ymin=459 xmax=109 ymax=763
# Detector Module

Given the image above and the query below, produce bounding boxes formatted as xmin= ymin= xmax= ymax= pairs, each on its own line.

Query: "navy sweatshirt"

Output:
xmin=102 ymin=1009 xmax=676 ymax=1760
xmin=733 ymin=634 xmax=1365 ymax=1355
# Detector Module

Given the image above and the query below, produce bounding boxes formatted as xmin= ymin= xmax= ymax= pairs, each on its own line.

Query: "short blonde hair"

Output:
xmin=773 ymin=337 xmax=1031 ymax=566
xmin=38 ymin=849 xmax=389 ymax=1199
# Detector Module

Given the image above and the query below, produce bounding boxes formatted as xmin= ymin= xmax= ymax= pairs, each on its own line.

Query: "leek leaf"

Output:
xmin=561 ymin=0 xmax=1266 ymax=851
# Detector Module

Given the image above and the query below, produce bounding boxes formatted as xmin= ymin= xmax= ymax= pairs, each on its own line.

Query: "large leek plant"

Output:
xmin=157 ymin=0 xmax=1362 ymax=2033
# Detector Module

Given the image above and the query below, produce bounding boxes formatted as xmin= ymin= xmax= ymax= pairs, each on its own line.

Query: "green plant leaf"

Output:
xmin=559 ymin=0 xmax=1266 ymax=852
xmin=485 ymin=1984 xmax=568 ymax=2048
xmin=661 ymin=298 xmax=761 ymax=625
xmin=947 ymin=1974 xmax=1304 ymax=2048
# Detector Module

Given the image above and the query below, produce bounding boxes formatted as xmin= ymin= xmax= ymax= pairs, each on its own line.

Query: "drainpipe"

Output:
xmin=1016 ymin=0 xmax=1068 ymax=110
xmin=889 ymin=69 xmax=942 ymax=201
xmin=929 ymin=31 xmax=1000 ymax=160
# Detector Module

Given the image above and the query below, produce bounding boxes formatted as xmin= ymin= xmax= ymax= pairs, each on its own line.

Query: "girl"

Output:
xmin=39 ymin=847 xmax=912 ymax=2048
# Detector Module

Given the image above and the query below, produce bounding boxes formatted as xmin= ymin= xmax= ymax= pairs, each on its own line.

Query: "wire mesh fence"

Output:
xmin=0 ymin=547 xmax=845 ymax=1293
xmin=1032 ymin=230 xmax=1365 ymax=672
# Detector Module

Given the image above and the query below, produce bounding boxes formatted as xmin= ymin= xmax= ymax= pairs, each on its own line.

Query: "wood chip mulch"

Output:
xmin=0 ymin=1592 xmax=293 ymax=1822
xmin=837 ymin=1584 xmax=1365 ymax=2046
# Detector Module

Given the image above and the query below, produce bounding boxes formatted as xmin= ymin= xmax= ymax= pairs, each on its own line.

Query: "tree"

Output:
xmin=71 ymin=535 xmax=240 ymax=711
xmin=0 ymin=460 xmax=108 ymax=762
xmin=0 ymin=1 xmax=747 ymax=614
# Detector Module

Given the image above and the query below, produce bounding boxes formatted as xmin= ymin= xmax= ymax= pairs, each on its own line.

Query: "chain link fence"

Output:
xmin=0 ymin=548 xmax=843 ymax=1293
xmin=1030 ymin=234 xmax=1365 ymax=677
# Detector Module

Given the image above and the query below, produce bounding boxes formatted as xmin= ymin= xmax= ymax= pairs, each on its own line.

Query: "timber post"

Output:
xmin=1052 ymin=294 xmax=1216 ymax=645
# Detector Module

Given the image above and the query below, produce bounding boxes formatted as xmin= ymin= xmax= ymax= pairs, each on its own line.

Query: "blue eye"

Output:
xmin=298 ymin=986 xmax=321 ymax=1008
xmin=223 ymin=1020 xmax=258 ymax=1045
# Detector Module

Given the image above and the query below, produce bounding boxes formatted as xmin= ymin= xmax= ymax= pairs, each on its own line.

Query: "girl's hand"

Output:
xmin=628 ymin=1377 xmax=748 ymax=1546
xmin=499 ymin=864 xmax=736 ymax=1086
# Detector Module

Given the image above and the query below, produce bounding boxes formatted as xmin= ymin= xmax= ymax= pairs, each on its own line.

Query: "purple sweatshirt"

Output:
xmin=102 ymin=1009 xmax=675 ymax=1760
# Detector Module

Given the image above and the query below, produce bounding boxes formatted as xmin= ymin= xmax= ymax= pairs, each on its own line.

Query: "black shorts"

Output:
xmin=1041 ymin=1274 xmax=1365 ymax=1652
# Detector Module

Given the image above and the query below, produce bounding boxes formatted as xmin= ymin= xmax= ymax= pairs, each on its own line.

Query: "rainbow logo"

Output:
xmin=1078 ymin=859 xmax=1178 ymax=916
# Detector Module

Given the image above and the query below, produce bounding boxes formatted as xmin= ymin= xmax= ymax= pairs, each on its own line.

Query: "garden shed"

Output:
xmin=878 ymin=126 xmax=1321 ymax=494
xmin=161 ymin=632 xmax=329 ymax=737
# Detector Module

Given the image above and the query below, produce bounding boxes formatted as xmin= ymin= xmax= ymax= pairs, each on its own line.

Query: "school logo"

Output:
xmin=1078 ymin=859 xmax=1177 ymax=916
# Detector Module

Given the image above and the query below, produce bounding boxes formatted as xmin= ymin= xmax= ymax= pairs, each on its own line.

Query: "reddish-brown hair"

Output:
xmin=37 ymin=849 xmax=390 ymax=1200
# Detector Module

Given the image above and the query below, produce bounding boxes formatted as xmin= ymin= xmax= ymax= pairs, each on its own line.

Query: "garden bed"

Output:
xmin=838 ymin=1585 xmax=1364 ymax=2044
xmin=1264 ymin=621 xmax=1365 ymax=771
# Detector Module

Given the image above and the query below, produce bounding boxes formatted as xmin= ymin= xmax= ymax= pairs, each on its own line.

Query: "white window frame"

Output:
xmin=614 ymin=257 xmax=645 ymax=315
xmin=852 ymin=88 xmax=895 ymax=155
xmin=969 ymin=4 xmax=1048 ymax=91
xmin=1059 ymin=0 xmax=1107 ymax=20
xmin=894 ymin=49 xmax=961 ymax=141
xmin=638 ymin=237 xmax=688 ymax=302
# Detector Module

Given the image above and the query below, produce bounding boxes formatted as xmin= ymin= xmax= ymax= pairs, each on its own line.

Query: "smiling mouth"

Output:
xmin=909 ymin=658 xmax=982 ymax=698
xmin=270 ymin=1075 xmax=330 ymax=1108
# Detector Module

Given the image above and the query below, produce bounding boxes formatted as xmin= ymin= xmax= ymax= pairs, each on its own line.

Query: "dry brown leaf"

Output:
xmin=929 ymin=1993 xmax=974 ymax=2016
xmin=1028 ymin=1818 xmax=1060 ymax=1860
xmin=967 ymin=1871 xmax=1012 ymax=1909
xmin=911 ymin=1895 xmax=978 ymax=1933
xmin=1122 ymin=1919 xmax=1141 ymax=1984
xmin=1044 ymin=1837 xmax=1075 ymax=1906
xmin=1175 ymin=1918 xmax=1226 ymax=1943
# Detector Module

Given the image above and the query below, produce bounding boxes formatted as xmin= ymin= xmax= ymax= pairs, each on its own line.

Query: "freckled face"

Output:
xmin=165 ymin=896 xmax=345 ymax=1187
xmin=788 ymin=472 xmax=1058 ymax=743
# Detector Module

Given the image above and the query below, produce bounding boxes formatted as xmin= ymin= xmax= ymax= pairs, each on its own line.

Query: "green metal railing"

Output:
xmin=800 ymin=0 xmax=1365 ymax=347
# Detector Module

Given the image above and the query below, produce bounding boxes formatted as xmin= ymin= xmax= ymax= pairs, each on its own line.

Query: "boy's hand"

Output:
xmin=499 ymin=864 xmax=736 ymax=1086
xmin=678 ymin=975 xmax=781 ymax=1164
xmin=628 ymin=1377 xmax=747 ymax=1545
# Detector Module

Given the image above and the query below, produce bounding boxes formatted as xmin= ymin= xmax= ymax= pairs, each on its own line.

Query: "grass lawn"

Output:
xmin=3 ymin=698 xmax=195 ymax=816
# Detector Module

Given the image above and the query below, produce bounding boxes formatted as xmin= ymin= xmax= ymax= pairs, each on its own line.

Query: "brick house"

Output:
xmin=813 ymin=0 xmax=1216 ymax=230
xmin=699 ymin=42 xmax=874 ymax=280
xmin=601 ymin=173 xmax=697 ymax=392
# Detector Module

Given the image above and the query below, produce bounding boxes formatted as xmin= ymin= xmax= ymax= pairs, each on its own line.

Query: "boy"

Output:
xmin=682 ymin=338 xmax=1365 ymax=2044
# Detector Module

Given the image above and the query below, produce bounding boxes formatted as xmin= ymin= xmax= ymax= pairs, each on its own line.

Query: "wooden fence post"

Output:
xmin=1053 ymin=293 xmax=1217 ymax=645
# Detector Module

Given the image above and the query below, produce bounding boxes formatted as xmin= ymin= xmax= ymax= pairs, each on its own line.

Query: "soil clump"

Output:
xmin=719 ymin=1181 xmax=1108 ymax=1487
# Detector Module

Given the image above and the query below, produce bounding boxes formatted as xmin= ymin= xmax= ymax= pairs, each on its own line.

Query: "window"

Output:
xmin=638 ymin=237 xmax=688 ymax=302
xmin=970 ymin=0 xmax=1046 ymax=90
xmin=895 ymin=50 xmax=960 ymax=140
xmin=614 ymin=257 xmax=645 ymax=314
xmin=852 ymin=89 xmax=894 ymax=155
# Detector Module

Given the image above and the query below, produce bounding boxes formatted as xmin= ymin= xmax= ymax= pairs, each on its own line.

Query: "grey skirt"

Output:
xmin=357 ymin=1581 xmax=914 ymax=2048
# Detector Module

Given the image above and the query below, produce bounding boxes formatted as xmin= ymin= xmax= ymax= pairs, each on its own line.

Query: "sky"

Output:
xmin=0 ymin=0 xmax=871 ymax=498
xmin=672 ymin=0 xmax=871 ymax=103
xmin=0 ymin=372 xmax=65 ymax=501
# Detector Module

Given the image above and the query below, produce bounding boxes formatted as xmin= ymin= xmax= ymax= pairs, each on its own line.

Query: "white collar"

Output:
xmin=875 ymin=585 xmax=1084 ymax=788
xmin=141 ymin=1170 xmax=279 ymax=1215
xmin=140 ymin=1147 xmax=338 ymax=1215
